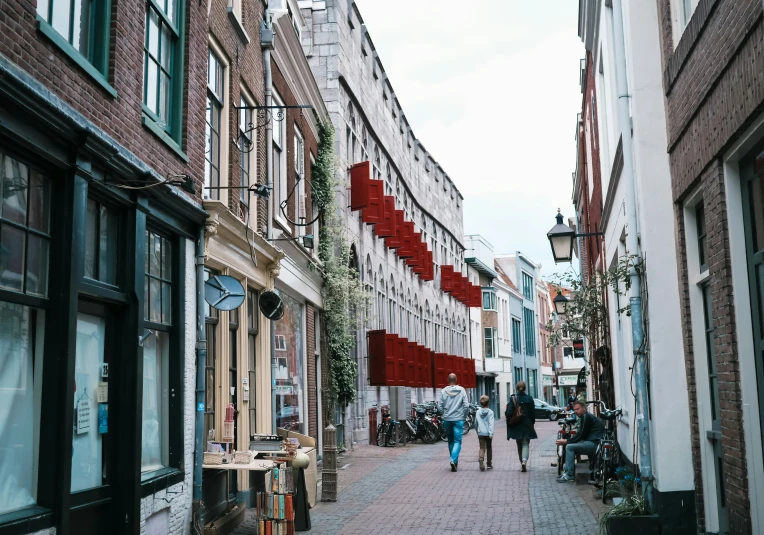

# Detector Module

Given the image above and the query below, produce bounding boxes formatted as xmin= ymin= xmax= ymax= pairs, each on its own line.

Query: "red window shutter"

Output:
xmin=434 ymin=353 xmax=446 ymax=388
xmin=361 ymin=180 xmax=384 ymax=224
xmin=406 ymin=232 xmax=422 ymax=268
xmin=394 ymin=336 xmax=406 ymax=385
xmin=374 ymin=196 xmax=397 ymax=238
xmin=469 ymin=284 xmax=481 ymax=307
xmin=350 ymin=161 xmax=371 ymax=211
xmin=398 ymin=222 xmax=415 ymax=259
xmin=368 ymin=330 xmax=387 ymax=386
xmin=441 ymin=265 xmax=454 ymax=292
xmin=413 ymin=243 xmax=427 ymax=275
xmin=385 ymin=210 xmax=404 ymax=249
xmin=451 ymin=273 xmax=462 ymax=300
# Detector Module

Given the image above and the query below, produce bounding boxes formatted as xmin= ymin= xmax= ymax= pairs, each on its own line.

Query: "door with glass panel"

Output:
xmin=70 ymin=303 xmax=115 ymax=531
xmin=741 ymin=141 xmax=764 ymax=496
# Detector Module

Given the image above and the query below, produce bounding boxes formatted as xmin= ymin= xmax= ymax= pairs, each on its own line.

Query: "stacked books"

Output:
xmin=255 ymin=466 xmax=296 ymax=535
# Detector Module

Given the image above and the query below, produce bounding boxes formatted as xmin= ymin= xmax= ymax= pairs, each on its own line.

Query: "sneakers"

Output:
xmin=479 ymin=460 xmax=485 ymax=472
xmin=556 ymin=473 xmax=574 ymax=483
xmin=487 ymin=464 xmax=493 ymax=470
xmin=450 ymin=461 xmax=457 ymax=472
xmin=521 ymin=462 xmax=527 ymax=473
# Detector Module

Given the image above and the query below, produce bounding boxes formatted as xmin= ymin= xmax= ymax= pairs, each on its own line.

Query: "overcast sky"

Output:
xmin=353 ymin=0 xmax=584 ymax=277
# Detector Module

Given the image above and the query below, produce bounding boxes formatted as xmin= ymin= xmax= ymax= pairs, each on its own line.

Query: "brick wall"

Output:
xmin=658 ymin=1 xmax=764 ymax=532
xmin=207 ymin=0 xmax=266 ymax=225
xmin=0 ymin=0 xmax=208 ymax=199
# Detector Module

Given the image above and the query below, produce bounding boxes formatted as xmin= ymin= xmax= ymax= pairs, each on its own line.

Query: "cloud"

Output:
xmin=354 ymin=0 xmax=585 ymax=273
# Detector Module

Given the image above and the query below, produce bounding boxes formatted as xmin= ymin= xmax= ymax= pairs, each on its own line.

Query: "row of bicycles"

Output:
xmin=375 ymin=401 xmax=480 ymax=447
xmin=555 ymin=399 xmax=624 ymax=503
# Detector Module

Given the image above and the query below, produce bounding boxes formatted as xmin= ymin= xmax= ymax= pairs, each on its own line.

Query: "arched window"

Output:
xmin=389 ymin=275 xmax=396 ymax=332
xmin=378 ymin=266 xmax=385 ymax=330
xmin=406 ymin=290 xmax=412 ymax=340
xmin=399 ymin=283 xmax=404 ymax=337
xmin=362 ymin=126 xmax=368 ymax=162
xmin=424 ymin=301 xmax=431 ymax=347
xmin=435 ymin=306 xmax=441 ymax=352
xmin=451 ymin=314 xmax=456 ymax=355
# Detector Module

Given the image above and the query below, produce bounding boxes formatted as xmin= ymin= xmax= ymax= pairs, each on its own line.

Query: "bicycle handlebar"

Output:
xmin=586 ymin=399 xmax=623 ymax=417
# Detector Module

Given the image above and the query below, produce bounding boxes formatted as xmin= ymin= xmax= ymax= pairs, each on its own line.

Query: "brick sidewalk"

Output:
xmin=232 ymin=420 xmax=601 ymax=534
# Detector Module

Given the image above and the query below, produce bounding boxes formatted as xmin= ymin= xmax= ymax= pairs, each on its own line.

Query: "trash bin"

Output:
xmin=368 ymin=407 xmax=378 ymax=445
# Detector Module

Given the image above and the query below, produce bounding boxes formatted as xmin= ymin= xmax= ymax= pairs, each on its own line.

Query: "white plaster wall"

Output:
xmin=139 ymin=239 xmax=195 ymax=534
xmin=624 ymin=0 xmax=693 ymax=493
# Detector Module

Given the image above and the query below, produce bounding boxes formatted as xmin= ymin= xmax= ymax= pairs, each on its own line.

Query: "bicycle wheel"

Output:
xmin=422 ymin=422 xmax=438 ymax=444
xmin=462 ymin=417 xmax=472 ymax=435
xmin=376 ymin=423 xmax=387 ymax=447
xmin=439 ymin=423 xmax=448 ymax=442
xmin=601 ymin=456 xmax=609 ymax=503
xmin=398 ymin=424 xmax=408 ymax=446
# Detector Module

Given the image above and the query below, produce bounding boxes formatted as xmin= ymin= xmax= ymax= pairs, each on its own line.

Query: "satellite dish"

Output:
xmin=204 ymin=275 xmax=245 ymax=311
xmin=259 ymin=291 xmax=284 ymax=321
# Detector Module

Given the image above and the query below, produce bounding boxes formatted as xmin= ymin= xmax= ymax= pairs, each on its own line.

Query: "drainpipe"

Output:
xmin=262 ymin=19 xmax=274 ymax=240
xmin=610 ymin=0 xmax=654 ymax=507
xmin=192 ymin=227 xmax=207 ymax=533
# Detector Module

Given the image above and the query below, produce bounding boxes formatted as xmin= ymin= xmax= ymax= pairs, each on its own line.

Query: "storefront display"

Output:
xmin=273 ymin=290 xmax=304 ymax=434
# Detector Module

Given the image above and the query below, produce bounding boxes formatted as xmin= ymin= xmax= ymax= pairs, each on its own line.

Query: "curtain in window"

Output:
xmin=141 ymin=331 xmax=169 ymax=472
xmin=0 ymin=303 xmax=43 ymax=514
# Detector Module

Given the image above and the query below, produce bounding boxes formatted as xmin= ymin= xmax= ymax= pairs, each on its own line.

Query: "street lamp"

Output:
xmin=553 ymin=291 xmax=569 ymax=316
xmin=546 ymin=210 xmax=603 ymax=263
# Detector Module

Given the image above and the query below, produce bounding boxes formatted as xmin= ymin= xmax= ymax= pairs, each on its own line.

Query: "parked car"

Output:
xmin=534 ymin=399 xmax=565 ymax=421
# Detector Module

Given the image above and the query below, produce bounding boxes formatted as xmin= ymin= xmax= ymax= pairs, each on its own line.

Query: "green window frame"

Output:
xmin=522 ymin=272 xmax=534 ymax=301
xmin=511 ymin=317 xmax=521 ymax=354
xmin=482 ymin=290 xmax=496 ymax=311
xmin=36 ymin=0 xmax=115 ymax=96
xmin=523 ymin=307 xmax=535 ymax=356
xmin=142 ymin=0 xmax=186 ymax=151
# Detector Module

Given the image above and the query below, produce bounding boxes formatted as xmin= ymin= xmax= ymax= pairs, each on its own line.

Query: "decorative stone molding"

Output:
xmin=204 ymin=217 xmax=220 ymax=260
xmin=266 ymin=261 xmax=281 ymax=290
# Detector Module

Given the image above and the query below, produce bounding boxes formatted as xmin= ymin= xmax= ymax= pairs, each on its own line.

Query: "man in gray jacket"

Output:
xmin=438 ymin=373 xmax=469 ymax=472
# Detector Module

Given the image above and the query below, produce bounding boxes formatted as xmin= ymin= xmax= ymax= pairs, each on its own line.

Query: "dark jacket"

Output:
xmin=505 ymin=393 xmax=538 ymax=440
xmin=568 ymin=412 xmax=605 ymax=444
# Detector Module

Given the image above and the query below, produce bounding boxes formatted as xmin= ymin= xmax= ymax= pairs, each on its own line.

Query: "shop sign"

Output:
xmin=573 ymin=339 xmax=585 ymax=359
xmin=577 ymin=368 xmax=587 ymax=387
xmin=274 ymin=384 xmax=294 ymax=395
xmin=558 ymin=375 xmax=578 ymax=386
xmin=542 ymin=375 xmax=554 ymax=386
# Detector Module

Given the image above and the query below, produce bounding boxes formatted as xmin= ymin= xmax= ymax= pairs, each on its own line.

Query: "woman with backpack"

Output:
xmin=506 ymin=381 xmax=537 ymax=472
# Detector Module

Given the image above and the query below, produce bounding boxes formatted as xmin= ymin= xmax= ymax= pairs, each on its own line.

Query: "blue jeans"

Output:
xmin=564 ymin=440 xmax=597 ymax=477
xmin=443 ymin=420 xmax=464 ymax=464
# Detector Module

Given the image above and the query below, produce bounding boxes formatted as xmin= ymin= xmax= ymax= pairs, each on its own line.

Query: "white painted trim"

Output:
xmin=722 ymin=110 xmax=764 ymax=533
xmin=683 ymin=188 xmax=721 ymax=532
xmin=207 ymin=37 xmax=230 ymax=207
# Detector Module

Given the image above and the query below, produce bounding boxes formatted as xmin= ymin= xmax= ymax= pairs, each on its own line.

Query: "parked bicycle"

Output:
xmin=405 ymin=404 xmax=439 ymax=444
xmin=586 ymin=400 xmax=623 ymax=502
xmin=462 ymin=402 xmax=478 ymax=435
xmin=555 ymin=415 xmax=578 ymax=476
xmin=376 ymin=405 xmax=407 ymax=447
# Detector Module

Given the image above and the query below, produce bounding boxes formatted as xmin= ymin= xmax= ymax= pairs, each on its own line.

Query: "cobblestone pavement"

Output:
xmin=233 ymin=420 xmax=600 ymax=535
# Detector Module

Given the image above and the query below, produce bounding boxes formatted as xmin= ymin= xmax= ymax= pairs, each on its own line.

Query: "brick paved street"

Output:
xmin=233 ymin=420 xmax=599 ymax=535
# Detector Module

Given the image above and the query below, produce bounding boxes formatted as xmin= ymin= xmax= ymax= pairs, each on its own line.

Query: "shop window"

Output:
xmin=205 ymin=49 xmax=224 ymax=200
xmin=247 ymin=288 xmax=258 ymax=434
xmin=0 ymin=154 xmax=51 ymax=297
xmin=0 ymin=302 xmax=44 ymax=514
xmin=72 ymin=311 xmax=110 ymax=491
xmin=142 ymin=0 xmax=184 ymax=145
xmin=229 ymin=307 xmax=238 ymax=448
xmin=84 ymin=198 xmax=118 ymax=285
xmin=273 ymin=290 xmax=304 ymax=434
xmin=141 ymin=229 xmax=172 ymax=474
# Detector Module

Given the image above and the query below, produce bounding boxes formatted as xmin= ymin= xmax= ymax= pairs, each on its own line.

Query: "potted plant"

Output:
xmin=599 ymin=485 xmax=661 ymax=535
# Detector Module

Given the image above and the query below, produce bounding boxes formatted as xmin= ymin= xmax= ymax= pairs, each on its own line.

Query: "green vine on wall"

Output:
xmin=313 ymin=119 xmax=369 ymax=413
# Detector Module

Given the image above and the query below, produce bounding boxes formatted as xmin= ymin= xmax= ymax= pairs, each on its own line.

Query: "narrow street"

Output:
xmin=234 ymin=421 xmax=601 ymax=534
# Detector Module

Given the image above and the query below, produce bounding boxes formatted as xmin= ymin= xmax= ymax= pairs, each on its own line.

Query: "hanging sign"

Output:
xmin=577 ymin=367 xmax=587 ymax=388
xmin=573 ymin=339 xmax=585 ymax=359
xmin=558 ymin=375 xmax=578 ymax=386
xmin=77 ymin=396 xmax=91 ymax=434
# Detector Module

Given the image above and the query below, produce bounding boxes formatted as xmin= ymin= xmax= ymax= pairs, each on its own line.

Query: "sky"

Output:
xmin=353 ymin=0 xmax=584 ymax=277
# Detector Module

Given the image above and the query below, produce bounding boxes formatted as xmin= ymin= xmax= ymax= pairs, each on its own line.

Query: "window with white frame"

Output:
xmin=272 ymin=92 xmax=287 ymax=224
xmin=205 ymin=48 xmax=224 ymax=200
xmin=484 ymin=327 xmax=496 ymax=358
xmin=294 ymin=127 xmax=306 ymax=234
xmin=239 ymin=92 xmax=256 ymax=209
xmin=482 ymin=289 xmax=497 ymax=311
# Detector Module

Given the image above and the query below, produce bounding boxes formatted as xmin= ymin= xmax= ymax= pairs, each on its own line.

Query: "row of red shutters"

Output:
xmin=350 ymin=161 xmax=482 ymax=307
xmin=367 ymin=329 xmax=477 ymax=389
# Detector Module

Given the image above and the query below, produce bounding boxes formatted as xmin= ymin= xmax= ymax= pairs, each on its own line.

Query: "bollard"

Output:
xmin=322 ymin=424 xmax=338 ymax=502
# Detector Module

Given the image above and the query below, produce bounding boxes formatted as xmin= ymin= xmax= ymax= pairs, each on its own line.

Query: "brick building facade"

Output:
xmin=0 ymin=0 xmax=209 ymax=531
xmin=656 ymin=0 xmax=764 ymax=533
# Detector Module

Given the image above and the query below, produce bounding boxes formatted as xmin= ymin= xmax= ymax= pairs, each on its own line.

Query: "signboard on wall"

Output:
xmin=573 ymin=339 xmax=585 ymax=359
xmin=577 ymin=368 xmax=587 ymax=388
xmin=558 ymin=375 xmax=578 ymax=386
